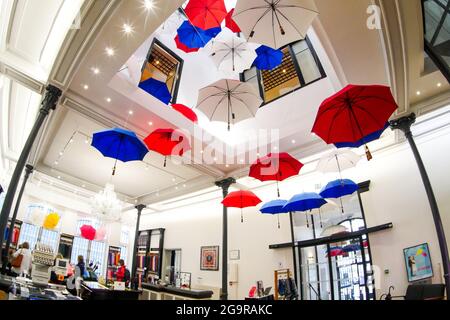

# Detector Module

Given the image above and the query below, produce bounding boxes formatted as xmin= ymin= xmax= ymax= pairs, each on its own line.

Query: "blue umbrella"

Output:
xmin=205 ymin=27 xmax=222 ymax=38
xmin=334 ymin=123 xmax=390 ymax=149
xmin=92 ymin=128 xmax=148 ymax=176
xmin=138 ymin=78 xmax=172 ymax=105
xmin=254 ymin=45 xmax=283 ymax=70
xmin=177 ymin=21 xmax=213 ymax=49
xmin=260 ymin=199 xmax=288 ymax=229
xmin=283 ymin=192 xmax=327 ymax=228
xmin=320 ymin=179 xmax=359 ymax=214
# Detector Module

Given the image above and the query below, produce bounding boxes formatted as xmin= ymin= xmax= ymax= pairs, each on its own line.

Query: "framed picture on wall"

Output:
xmin=403 ymin=243 xmax=433 ymax=282
xmin=200 ymin=246 xmax=219 ymax=271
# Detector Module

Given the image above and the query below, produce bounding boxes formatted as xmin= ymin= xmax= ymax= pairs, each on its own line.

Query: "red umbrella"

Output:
xmin=225 ymin=9 xmax=241 ymax=33
xmin=249 ymin=153 xmax=304 ymax=198
xmin=184 ymin=0 xmax=227 ymax=30
xmin=171 ymin=104 xmax=198 ymax=123
xmin=222 ymin=190 xmax=262 ymax=223
xmin=80 ymin=225 xmax=96 ymax=241
xmin=311 ymin=84 xmax=398 ymax=160
xmin=174 ymin=35 xmax=199 ymax=53
xmin=144 ymin=128 xmax=191 ymax=167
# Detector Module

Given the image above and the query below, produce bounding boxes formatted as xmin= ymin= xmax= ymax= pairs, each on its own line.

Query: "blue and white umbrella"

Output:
xmin=320 ymin=179 xmax=359 ymax=214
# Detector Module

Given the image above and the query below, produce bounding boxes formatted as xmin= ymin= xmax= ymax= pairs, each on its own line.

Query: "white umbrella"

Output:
xmin=196 ymin=79 xmax=263 ymax=130
xmin=316 ymin=149 xmax=361 ymax=174
xmin=208 ymin=29 xmax=257 ymax=73
xmin=233 ymin=0 xmax=319 ymax=49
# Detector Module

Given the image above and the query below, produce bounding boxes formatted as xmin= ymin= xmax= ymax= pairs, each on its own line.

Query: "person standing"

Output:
xmin=10 ymin=242 xmax=32 ymax=277
xmin=115 ymin=259 xmax=130 ymax=287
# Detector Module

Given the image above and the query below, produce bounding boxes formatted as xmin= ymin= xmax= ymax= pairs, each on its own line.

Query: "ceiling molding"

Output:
xmin=413 ymin=91 xmax=450 ymax=116
xmin=0 ymin=62 xmax=45 ymax=93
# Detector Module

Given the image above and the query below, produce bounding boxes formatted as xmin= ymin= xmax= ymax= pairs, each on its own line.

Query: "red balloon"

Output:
xmin=80 ymin=225 xmax=96 ymax=241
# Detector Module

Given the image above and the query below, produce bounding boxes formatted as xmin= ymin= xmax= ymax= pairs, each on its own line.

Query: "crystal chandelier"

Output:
xmin=91 ymin=183 xmax=122 ymax=222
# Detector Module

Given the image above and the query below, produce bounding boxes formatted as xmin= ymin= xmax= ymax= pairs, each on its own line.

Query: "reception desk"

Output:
xmin=141 ymin=283 xmax=214 ymax=300
xmin=80 ymin=281 xmax=141 ymax=300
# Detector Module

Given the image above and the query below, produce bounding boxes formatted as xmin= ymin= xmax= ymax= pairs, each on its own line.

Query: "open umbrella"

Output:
xmin=249 ymin=153 xmax=304 ymax=197
xmin=254 ymin=45 xmax=283 ymax=71
xmin=177 ymin=21 xmax=213 ymax=50
xmin=225 ymin=8 xmax=241 ymax=33
xmin=80 ymin=225 xmax=96 ymax=241
xmin=222 ymin=190 xmax=262 ymax=223
xmin=316 ymin=149 xmax=361 ymax=177
xmin=334 ymin=123 xmax=390 ymax=149
xmin=260 ymin=199 xmax=289 ymax=229
xmin=208 ymin=29 xmax=257 ymax=73
xmin=343 ymin=243 xmax=362 ymax=253
xmin=327 ymin=246 xmax=344 ymax=258
xmin=171 ymin=104 xmax=198 ymax=123
xmin=233 ymin=0 xmax=318 ymax=49
xmin=283 ymin=192 xmax=327 ymax=228
xmin=175 ymin=35 xmax=200 ymax=53
xmin=144 ymin=128 xmax=191 ymax=167
xmin=92 ymin=128 xmax=149 ymax=176
xmin=184 ymin=0 xmax=228 ymax=30
xmin=311 ymin=85 xmax=398 ymax=160
xmin=138 ymin=78 xmax=172 ymax=105
xmin=320 ymin=179 xmax=359 ymax=214
xmin=196 ymin=79 xmax=263 ymax=130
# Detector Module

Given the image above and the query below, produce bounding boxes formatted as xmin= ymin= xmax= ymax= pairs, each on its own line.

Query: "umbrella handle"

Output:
xmin=164 ymin=156 xmax=167 ymax=167
xmin=277 ymin=215 xmax=280 ymax=229
xmin=241 ymin=208 xmax=244 ymax=223
xmin=365 ymin=145 xmax=373 ymax=161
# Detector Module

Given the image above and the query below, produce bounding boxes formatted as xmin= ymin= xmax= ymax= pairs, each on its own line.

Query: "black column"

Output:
xmin=390 ymin=113 xmax=450 ymax=298
xmin=215 ymin=177 xmax=236 ymax=301
xmin=289 ymin=212 xmax=299 ymax=287
xmin=132 ymin=204 xmax=146 ymax=279
xmin=1 ymin=164 xmax=33 ymax=273
xmin=0 ymin=85 xmax=61 ymax=261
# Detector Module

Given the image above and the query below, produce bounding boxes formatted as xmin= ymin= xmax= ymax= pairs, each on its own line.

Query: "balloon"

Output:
xmin=80 ymin=225 xmax=96 ymax=240
xmin=43 ymin=213 xmax=60 ymax=230
xmin=29 ymin=206 xmax=45 ymax=226
xmin=95 ymin=227 xmax=107 ymax=241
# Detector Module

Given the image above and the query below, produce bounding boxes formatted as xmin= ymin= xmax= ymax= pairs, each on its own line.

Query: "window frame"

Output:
xmin=241 ymin=37 xmax=327 ymax=107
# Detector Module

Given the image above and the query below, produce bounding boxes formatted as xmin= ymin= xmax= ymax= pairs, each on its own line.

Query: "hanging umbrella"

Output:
xmin=320 ymin=179 xmax=358 ymax=214
xmin=184 ymin=0 xmax=228 ymax=30
xmin=327 ymin=246 xmax=344 ymax=258
xmin=311 ymin=85 xmax=398 ymax=160
xmin=254 ymin=45 xmax=283 ymax=71
xmin=138 ymin=78 xmax=172 ymax=105
xmin=225 ymin=8 xmax=241 ymax=33
xmin=260 ymin=199 xmax=289 ymax=229
xmin=175 ymin=35 xmax=200 ymax=53
xmin=208 ymin=29 xmax=257 ymax=73
xmin=205 ymin=26 xmax=222 ymax=38
xmin=177 ymin=21 xmax=213 ymax=50
xmin=233 ymin=0 xmax=318 ymax=49
xmin=144 ymin=128 xmax=191 ymax=167
xmin=222 ymin=190 xmax=262 ymax=223
xmin=316 ymin=149 xmax=361 ymax=175
xmin=196 ymin=79 xmax=263 ymax=130
xmin=171 ymin=104 xmax=198 ymax=123
xmin=92 ymin=128 xmax=149 ymax=176
xmin=249 ymin=153 xmax=304 ymax=197
xmin=321 ymin=225 xmax=348 ymax=237
xmin=80 ymin=225 xmax=96 ymax=241
xmin=334 ymin=123 xmax=390 ymax=149
xmin=283 ymin=192 xmax=327 ymax=228
xmin=343 ymin=244 xmax=362 ymax=253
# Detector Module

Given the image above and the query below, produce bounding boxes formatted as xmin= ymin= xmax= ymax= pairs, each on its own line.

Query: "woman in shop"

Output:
xmin=10 ymin=242 xmax=32 ymax=277
xmin=115 ymin=259 xmax=130 ymax=287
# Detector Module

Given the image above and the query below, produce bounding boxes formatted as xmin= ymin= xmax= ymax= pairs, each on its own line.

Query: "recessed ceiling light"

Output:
xmin=292 ymin=139 xmax=296 ymax=144
xmin=437 ymin=83 xmax=442 ymax=87
xmin=172 ymin=177 xmax=176 ymax=182
xmin=225 ymin=164 xmax=230 ymax=168
xmin=83 ymin=84 xmax=89 ymax=90
xmin=54 ymin=161 xmax=59 ymax=165
xmin=416 ymin=91 xmax=421 ymax=96
xmin=214 ymin=157 xmax=218 ymax=161
xmin=59 ymin=151 xmax=63 ymax=156
xmin=92 ymin=67 xmax=100 ymax=75
xmin=148 ymin=121 xmax=153 ymax=126
xmin=156 ymin=60 xmax=160 ymax=65
xmin=84 ymin=139 xmax=89 ymax=144
xmin=282 ymin=69 xmax=286 ymax=73
xmin=144 ymin=0 xmax=155 ymax=10
xmin=106 ymin=97 xmax=112 ymax=103
xmin=128 ymin=110 xmax=134 ymax=115
xmin=123 ymin=23 xmax=133 ymax=34
xmin=273 ymin=146 xmax=278 ymax=150
xmin=105 ymin=47 xmax=115 ymax=57
xmin=240 ymin=159 xmax=244 ymax=163
xmin=57 ymin=176 xmax=61 ymax=179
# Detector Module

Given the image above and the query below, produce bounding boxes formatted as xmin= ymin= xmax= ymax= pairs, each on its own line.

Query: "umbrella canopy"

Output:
xmin=171 ymin=104 xmax=198 ymax=123
xmin=196 ymin=79 xmax=262 ymax=130
xmin=175 ymin=35 xmax=200 ymax=53
xmin=225 ymin=8 xmax=241 ymax=33
xmin=209 ymin=29 xmax=257 ymax=73
xmin=205 ymin=26 xmax=222 ymax=38
xmin=184 ymin=0 xmax=228 ymax=30
xmin=233 ymin=0 xmax=318 ymax=49
xmin=138 ymin=78 xmax=172 ymax=105
xmin=283 ymin=192 xmax=327 ymax=212
xmin=321 ymin=225 xmax=348 ymax=237
xmin=92 ymin=128 xmax=149 ymax=175
xmin=316 ymin=149 xmax=361 ymax=174
xmin=311 ymin=85 xmax=398 ymax=160
xmin=320 ymin=179 xmax=359 ymax=199
xmin=254 ymin=45 xmax=283 ymax=71
xmin=334 ymin=122 xmax=390 ymax=149
xmin=80 ymin=225 xmax=96 ymax=241
xmin=249 ymin=153 xmax=304 ymax=197
xmin=327 ymin=246 xmax=344 ymax=257
xmin=260 ymin=199 xmax=289 ymax=229
xmin=144 ymin=129 xmax=191 ymax=167
xmin=177 ymin=21 xmax=213 ymax=49
xmin=222 ymin=190 xmax=262 ymax=223
xmin=343 ymin=244 xmax=362 ymax=253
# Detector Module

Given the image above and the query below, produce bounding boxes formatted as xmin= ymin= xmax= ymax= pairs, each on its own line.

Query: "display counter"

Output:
xmin=141 ymin=283 xmax=214 ymax=300
xmin=80 ymin=281 xmax=142 ymax=300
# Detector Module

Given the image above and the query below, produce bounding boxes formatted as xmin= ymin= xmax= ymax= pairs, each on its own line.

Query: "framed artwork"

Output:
xmin=403 ymin=243 xmax=433 ymax=282
xmin=200 ymin=246 xmax=219 ymax=271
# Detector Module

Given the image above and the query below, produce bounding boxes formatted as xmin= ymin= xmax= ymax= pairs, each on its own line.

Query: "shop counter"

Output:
xmin=80 ymin=281 xmax=142 ymax=300
xmin=141 ymin=283 xmax=214 ymax=300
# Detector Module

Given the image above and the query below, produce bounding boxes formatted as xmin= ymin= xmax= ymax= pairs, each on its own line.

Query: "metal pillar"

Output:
xmin=1 ymin=164 xmax=33 ymax=273
xmin=289 ymin=212 xmax=299 ymax=287
xmin=390 ymin=113 xmax=450 ymax=298
xmin=132 ymin=204 xmax=146 ymax=279
xmin=0 ymin=85 xmax=61 ymax=261
xmin=215 ymin=177 xmax=236 ymax=301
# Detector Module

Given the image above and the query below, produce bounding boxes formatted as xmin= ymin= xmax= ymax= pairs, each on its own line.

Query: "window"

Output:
xmin=89 ymin=241 xmax=107 ymax=277
xmin=17 ymin=223 xmax=40 ymax=250
xmin=40 ymin=229 xmax=59 ymax=253
xmin=120 ymin=246 xmax=128 ymax=266
xmin=242 ymin=38 xmax=325 ymax=104
xmin=120 ymin=227 xmax=130 ymax=245
xmin=71 ymin=237 xmax=89 ymax=265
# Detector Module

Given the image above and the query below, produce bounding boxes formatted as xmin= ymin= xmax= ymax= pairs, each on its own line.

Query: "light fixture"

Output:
xmin=225 ymin=164 xmax=230 ymax=168
xmin=92 ymin=67 xmax=100 ymax=75
xmin=437 ymin=83 xmax=442 ymax=87
xmin=292 ymin=139 xmax=296 ymax=144
xmin=416 ymin=91 xmax=421 ymax=96
xmin=172 ymin=177 xmax=176 ymax=182
xmin=59 ymin=151 xmax=63 ymax=156
xmin=83 ymin=84 xmax=89 ymax=90
xmin=123 ymin=23 xmax=133 ymax=34
xmin=91 ymin=183 xmax=122 ymax=222
xmin=85 ymin=139 xmax=89 ymax=144
xmin=57 ymin=176 xmax=61 ymax=180
xmin=148 ymin=121 xmax=153 ymax=126
xmin=106 ymin=97 xmax=112 ymax=103
xmin=144 ymin=0 xmax=155 ymax=10
xmin=105 ymin=47 xmax=115 ymax=57
xmin=128 ymin=110 xmax=134 ymax=115
xmin=282 ymin=69 xmax=286 ymax=73
xmin=54 ymin=161 xmax=59 ymax=165
xmin=156 ymin=60 xmax=160 ymax=65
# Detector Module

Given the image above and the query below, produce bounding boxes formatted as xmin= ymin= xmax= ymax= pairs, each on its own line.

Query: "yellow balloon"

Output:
xmin=43 ymin=213 xmax=60 ymax=230
xmin=416 ymin=248 xmax=424 ymax=256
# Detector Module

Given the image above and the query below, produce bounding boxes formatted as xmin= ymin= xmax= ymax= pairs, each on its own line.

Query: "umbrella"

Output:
xmin=311 ymin=85 xmax=398 ymax=160
xmin=334 ymin=123 xmax=390 ymax=149
xmin=144 ymin=128 xmax=191 ymax=167
xmin=177 ymin=21 xmax=213 ymax=50
xmin=92 ymin=128 xmax=149 ymax=176
xmin=249 ymin=153 xmax=304 ymax=197
xmin=205 ymin=26 xmax=222 ymax=38
xmin=184 ymin=0 xmax=228 ymax=30
xmin=260 ymin=199 xmax=289 ymax=229
xmin=80 ymin=225 xmax=96 ymax=241
xmin=316 ymin=149 xmax=361 ymax=176
xmin=233 ymin=0 xmax=319 ymax=49
xmin=343 ymin=244 xmax=362 ymax=253
xmin=171 ymin=104 xmax=198 ymax=123
xmin=175 ymin=35 xmax=200 ymax=53
xmin=196 ymin=79 xmax=263 ymax=130
xmin=138 ymin=78 xmax=172 ymax=105
xmin=320 ymin=179 xmax=359 ymax=214
xmin=225 ymin=8 xmax=241 ymax=33
xmin=327 ymin=246 xmax=344 ymax=258
xmin=222 ymin=190 xmax=262 ymax=222
xmin=283 ymin=192 xmax=327 ymax=228
xmin=208 ymin=29 xmax=257 ymax=73
xmin=321 ymin=225 xmax=348 ymax=237
xmin=254 ymin=45 xmax=283 ymax=71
